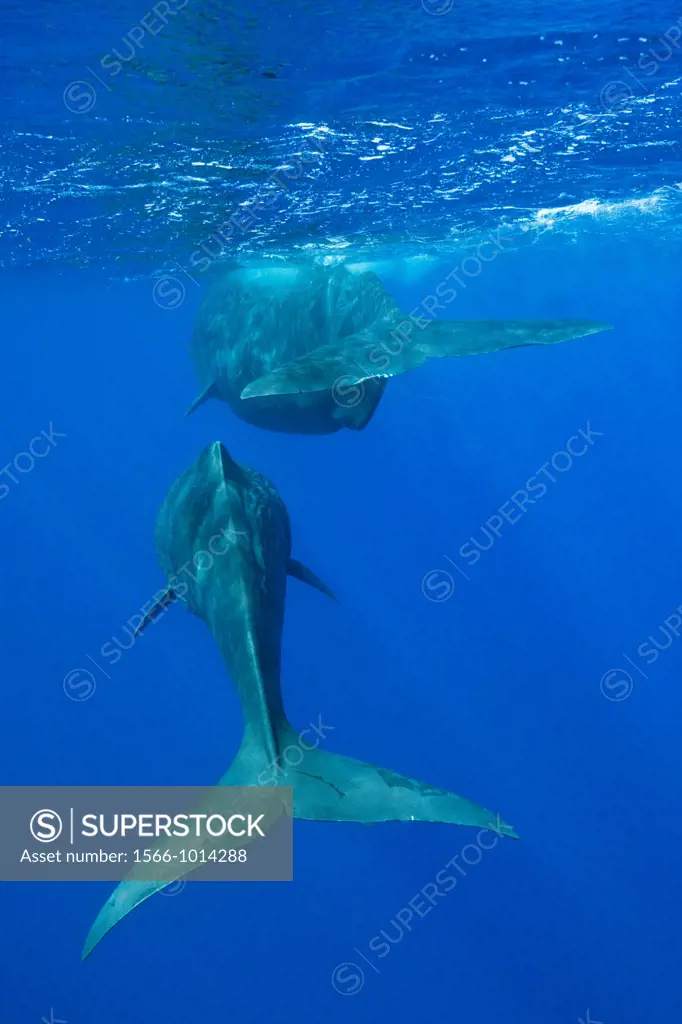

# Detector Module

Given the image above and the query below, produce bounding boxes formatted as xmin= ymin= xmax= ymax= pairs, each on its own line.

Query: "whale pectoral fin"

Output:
xmin=240 ymin=329 xmax=384 ymax=398
xmin=132 ymin=586 xmax=176 ymax=638
xmin=287 ymin=740 xmax=518 ymax=837
xmin=288 ymin=558 xmax=339 ymax=602
xmin=186 ymin=380 xmax=220 ymax=416
xmin=239 ymin=320 xmax=612 ymax=398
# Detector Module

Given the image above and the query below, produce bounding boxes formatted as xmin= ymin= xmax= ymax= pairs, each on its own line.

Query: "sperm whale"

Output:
xmin=82 ymin=440 xmax=517 ymax=958
xmin=187 ymin=261 xmax=611 ymax=433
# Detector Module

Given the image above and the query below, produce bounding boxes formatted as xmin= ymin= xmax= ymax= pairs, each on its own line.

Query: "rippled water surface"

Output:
xmin=3 ymin=0 xmax=682 ymax=271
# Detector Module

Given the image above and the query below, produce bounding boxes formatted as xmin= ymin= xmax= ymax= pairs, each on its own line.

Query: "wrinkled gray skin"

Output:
xmin=82 ymin=441 xmax=517 ymax=959
xmin=188 ymin=262 xmax=390 ymax=432
xmin=187 ymin=262 xmax=611 ymax=434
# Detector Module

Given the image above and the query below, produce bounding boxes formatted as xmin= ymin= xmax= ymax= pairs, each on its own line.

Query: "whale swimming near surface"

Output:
xmin=187 ymin=261 xmax=611 ymax=434
xmin=82 ymin=441 xmax=518 ymax=958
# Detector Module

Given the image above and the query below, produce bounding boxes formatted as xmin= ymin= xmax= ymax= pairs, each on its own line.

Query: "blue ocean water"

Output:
xmin=2 ymin=1 xmax=682 ymax=1021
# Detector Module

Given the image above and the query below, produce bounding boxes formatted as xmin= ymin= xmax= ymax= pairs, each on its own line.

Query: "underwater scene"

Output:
xmin=2 ymin=1 xmax=682 ymax=1022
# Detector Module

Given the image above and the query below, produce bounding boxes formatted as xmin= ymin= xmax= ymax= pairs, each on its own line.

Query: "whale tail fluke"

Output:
xmin=275 ymin=724 xmax=517 ymax=836
xmin=223 ymin=722 xmax=516 ymax=835
xmin=240 ymin=319 xmax=612 ymax=399
xmin=81 ymin=733 xmax=286 ymax=961
xmin=82 ymin=878 xmax=167 ymax=961
xmin=82 ymin=723 xmax=515 ymax=959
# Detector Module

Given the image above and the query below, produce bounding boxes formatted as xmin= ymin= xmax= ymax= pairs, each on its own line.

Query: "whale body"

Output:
xmin=187 ymin=261 xmax=611 ymax=434
xmin=82 ymin=441 xmax=517 ymax=958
